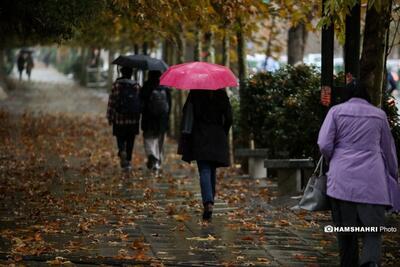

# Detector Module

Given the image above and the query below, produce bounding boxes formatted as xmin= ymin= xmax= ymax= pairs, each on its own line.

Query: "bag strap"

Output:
xmin=313 ymin=156 xmax=324 ymax=175
xmin=319 ymin=156 xmax=324 ymax=176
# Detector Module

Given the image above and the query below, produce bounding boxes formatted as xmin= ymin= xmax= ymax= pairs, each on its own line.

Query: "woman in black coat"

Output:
xmin=178 ymin=89 xmax=232 ymax=220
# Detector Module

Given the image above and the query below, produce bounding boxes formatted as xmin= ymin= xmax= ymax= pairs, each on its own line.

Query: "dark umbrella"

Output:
xmin=20 ymin=48 xmax=34 ymax=54
xmin=112 ymin=55 xmax=148 ymax=69
xmin=146 ymin=57 xmax=168 ymax=71
xmin=112 ymin=54 xmax=168 ymax=71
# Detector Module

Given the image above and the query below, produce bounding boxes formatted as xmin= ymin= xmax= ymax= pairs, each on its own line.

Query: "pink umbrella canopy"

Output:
xmin=160 ymin=62 xmax=238 ymax=90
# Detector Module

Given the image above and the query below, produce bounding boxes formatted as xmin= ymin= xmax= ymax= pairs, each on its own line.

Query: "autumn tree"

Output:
xmin=0 ymin=0 xmax=103 ymax=78
xmin=270 ymin=0 xmax=321 ymax=65
xmin=360 ymin=0 xmax=393 ymax=106
xmin=321 ymin=0 xmax=396 ymax=106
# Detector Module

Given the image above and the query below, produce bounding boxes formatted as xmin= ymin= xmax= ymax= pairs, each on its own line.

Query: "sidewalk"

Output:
xmin=11 ymin=62 xmax=75 ymax=85
xmin=0 ymin=73 xmax=399 ymax=266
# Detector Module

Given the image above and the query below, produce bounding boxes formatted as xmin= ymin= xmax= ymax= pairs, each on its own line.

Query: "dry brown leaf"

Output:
xmin=186 ymin=234 xmax=216 ymax=241
xmin=46 ymin=257 xmax=73 ymax=265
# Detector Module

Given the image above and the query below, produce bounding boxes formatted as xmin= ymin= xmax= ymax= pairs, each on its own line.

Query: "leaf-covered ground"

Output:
xmin=0 ymin=76 xmax=399 ymax=266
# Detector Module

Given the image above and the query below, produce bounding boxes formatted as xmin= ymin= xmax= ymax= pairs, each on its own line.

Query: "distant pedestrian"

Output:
xmin=318 ymin=80 xmax=399 ymax=267
xmin=178 ymin=89 xmax=232 ymax=221
xmin=17 ymin=51 xmax=25 ymax=81
xmin=386 ymin=69 xmax=398 ymax=94
xmin=140 ymin=71 xmax=171 ymax=171
xmin=43 ymin=52 xmax=51 ymax=68
xmin=26 ymin=53 xmax=34 ymax=80
xmin=107 ymin=67 xmax=141 ymax=171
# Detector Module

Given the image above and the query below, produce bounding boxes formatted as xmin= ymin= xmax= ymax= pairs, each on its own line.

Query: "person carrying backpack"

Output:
xmin=107 ymin=67 xmax=141 ymax=171
xmin=140 ymin=71 xmax=171 ymax=171
xmin=17 ymin=51 xmax=26 ymax=81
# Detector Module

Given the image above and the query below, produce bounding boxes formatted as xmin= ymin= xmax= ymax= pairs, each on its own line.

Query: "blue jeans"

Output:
xmin=197 ymin=160 xmax=217 ymax=204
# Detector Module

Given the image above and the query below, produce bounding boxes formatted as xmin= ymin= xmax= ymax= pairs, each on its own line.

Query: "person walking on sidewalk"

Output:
xmin=26 ymin=53 xmax=34 ymax=81
xmin=178 ymin=89 xmax=232 ymax=221
xmin=17 ymin=51 xmax=25 ymax=81
xmin=318 ymin=80 xmax=399 ymax=267
xmin=107 ymin=67 xmax=141 ymax=171
xmin=140 ymin=71 xmax=171 ymax=171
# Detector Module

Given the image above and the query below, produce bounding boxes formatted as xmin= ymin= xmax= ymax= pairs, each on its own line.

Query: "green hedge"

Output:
xmin=240 ymin=65 xmax=324 ymax=158
xmin=238 ymin=65 xmax=400 ymax=159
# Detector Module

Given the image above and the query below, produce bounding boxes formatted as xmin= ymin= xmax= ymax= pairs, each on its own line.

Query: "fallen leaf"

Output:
xmin=186 ymin=234 xmax=216 ymax=241
xmin=46 ymin=257 xmax=73 ymax=265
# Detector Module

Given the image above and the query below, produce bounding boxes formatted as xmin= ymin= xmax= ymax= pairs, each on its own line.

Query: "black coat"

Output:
xmin=178 ymin=90 xmax=232 ymax=167
xmin=140 ymin=81 xmax=171 ymax=136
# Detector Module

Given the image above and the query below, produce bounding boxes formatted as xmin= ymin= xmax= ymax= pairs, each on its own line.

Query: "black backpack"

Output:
xmin=115 ymin=79 xmax=141 ymax=115
xmin=148 ymin=86 xmax=169 ymax=116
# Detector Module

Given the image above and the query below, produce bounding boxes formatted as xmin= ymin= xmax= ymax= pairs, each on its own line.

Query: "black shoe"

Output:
xmin=147 ymin=155 xmax=158 ymax=170
xmin=360 ymin=262 xmax=379 ymax=267
xmin=123 ymin=161 xmax=132 ymax=172
xmin=202 ymin=203 xmax=213 ymax=221
xmin=146 ymin=155 xmax=154 ymax=170
xmin=119 ymin=151 xmax=128 ymax=168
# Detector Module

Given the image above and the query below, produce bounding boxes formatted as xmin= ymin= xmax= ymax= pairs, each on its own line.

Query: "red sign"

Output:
xmin=321 ymin=86 xmax=331 ymax=107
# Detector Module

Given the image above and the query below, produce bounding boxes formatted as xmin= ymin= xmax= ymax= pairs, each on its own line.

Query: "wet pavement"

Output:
xmin=0 ymin=67 xmax=399 ymax=266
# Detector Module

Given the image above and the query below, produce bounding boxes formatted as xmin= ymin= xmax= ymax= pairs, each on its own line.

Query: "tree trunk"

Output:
xmin=222 ymin=31 xmax=230 ymax=67
xmin=168 ymin=44 xmax=177 ymax=137
xmin=176 ymin=25 xmax=186 ymax=64
xmin=209 ymin=31 xmax=215 ymax=63
xmin=194 ymin=29 xmax=202 ymax=61
xmin=142 ymin=42 xmax=149 ymax=82
xmin=222 ymin=30 xmax=234 ymax=164
xmin=175 ymin=27 xmax=187 ymax=138
xmin=320 ymin=0 xmax=335 ymax=108
xmin=162 ymin=39 xmax=169 ymax=64
xmin=265 ymin=16 xmax=276 ymax=59
xmin=237 ymin=17 xmax=249 ymax=159
xmin=142 ymin=42 xmax=148 ymax=55
xmin=0 ymin=48 xmax=9 ymax=93
xmin=360 ymin=1 xmax=392 ymax=107
xmin=173 ymin=49 xmax=180 ymax=139
xmin=204 ymin=31 xmax=215 ymax=63
xmin=236 ymin=19 xmax=248 ymax=133
xmin=287 ymin=22 xmax=308 ymax=65
xmin=236 ymin=21 xmax=247 ymax=86
xmin=344 ymin=4 xmax=361 ymax=79
xmin=107 ymin=49 xmax=115 ymax=90
xmin=0 ymin=48 xmax=6 ymax=80
xmin=237 ymin=20 xmax=247 ymax=110
xmin=80 ymin=47 xmax=90 ymax=86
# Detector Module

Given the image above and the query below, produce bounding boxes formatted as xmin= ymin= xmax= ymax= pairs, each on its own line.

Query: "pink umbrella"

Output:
xmin=159 ymin=62 xmax=238 ymax=90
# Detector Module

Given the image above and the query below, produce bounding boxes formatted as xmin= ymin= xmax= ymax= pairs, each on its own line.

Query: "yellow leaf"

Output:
xmin=186 ymin=234 xmax=216 ymax=241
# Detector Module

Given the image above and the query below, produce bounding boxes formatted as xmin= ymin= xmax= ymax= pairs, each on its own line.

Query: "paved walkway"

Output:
xmin=0 ymin=67 xmax=399 ymax=266
xmin=11 ymin=61 xmax=75 ymax=85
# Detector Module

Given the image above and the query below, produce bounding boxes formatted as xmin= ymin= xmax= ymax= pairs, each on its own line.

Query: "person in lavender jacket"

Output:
xmin=318 ymin=80 xmax=400 ymax=267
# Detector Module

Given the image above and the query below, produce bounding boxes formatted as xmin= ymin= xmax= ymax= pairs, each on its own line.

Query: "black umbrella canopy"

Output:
xmin=147 ymin=57 xmax=168 ymax=71
xmin=20 ymin=48 xmax=34 ymax=54
xmin=112 ymin=55 xmax=148 ymax=69
xmin=112 ymin=54 xmax=168 ymax=71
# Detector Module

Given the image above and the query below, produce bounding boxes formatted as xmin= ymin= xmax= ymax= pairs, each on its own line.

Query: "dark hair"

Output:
xmin=148 ymin=70 xmax=162 ymax=80
xmin=347 ymin=79 xmax=371 ymax=103
xmin=146 ymin=71 xmax=162 ymax=88
xmin=120 ymin=67 xmax=133 ymax=78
